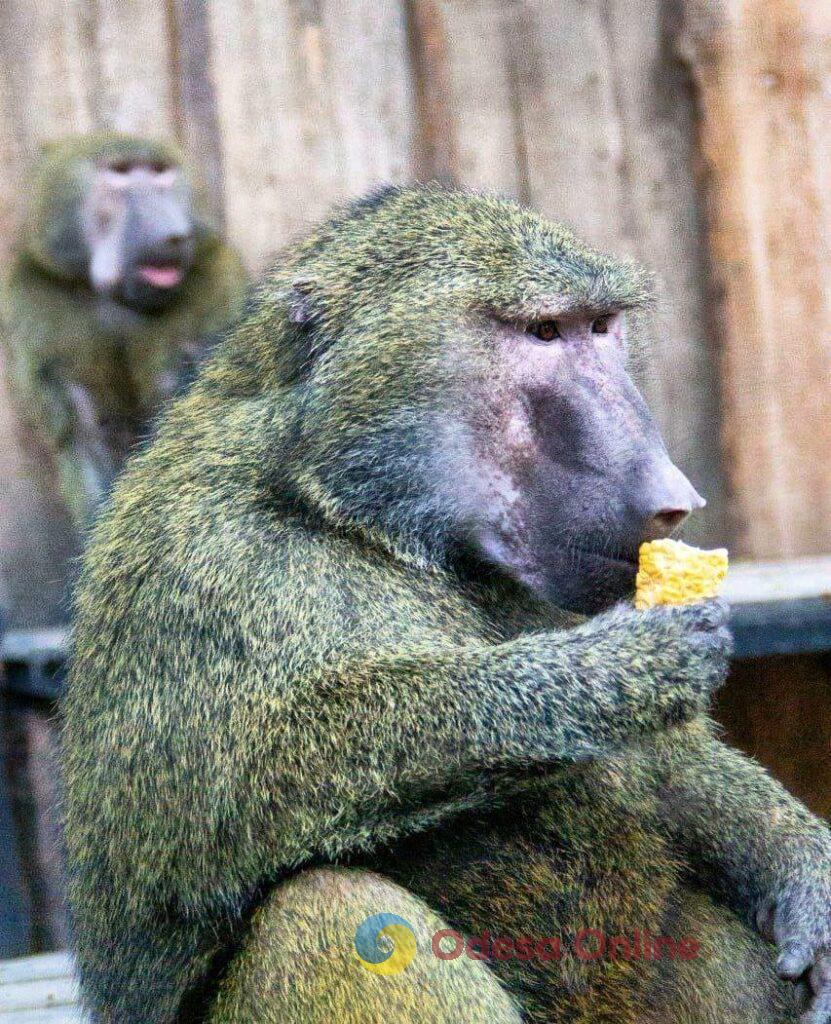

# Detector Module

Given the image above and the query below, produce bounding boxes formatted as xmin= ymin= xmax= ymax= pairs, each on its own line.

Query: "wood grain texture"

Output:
xmin=0 ymin=951 xmax=84 ymax=1023
xmin=87 ymin=0 xmax=175 ymax=133
xmin=168 ymin=0 xmax=228 ymax=224
xmin=434 ymin=0 xmax=526 ymax=197
xmin=717 ymin=654 xmax=831 ymax=820
xmin=404 ymin=0 xmax=458 ymax=181
xmin=679 ymin=0 xmax=831 ymax=558
xmin=207 ymin=0 xmax=416 ymax=269
xmin=0 ymin=0 xmax=828 ymax=617
xmin=424 ymin=0 xmax=728 ymax=544
xmin=0 ymin=0 xmax=174 ymax=150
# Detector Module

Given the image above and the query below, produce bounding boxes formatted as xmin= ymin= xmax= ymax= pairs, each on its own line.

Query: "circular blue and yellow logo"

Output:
xmin=354 ymin=913 xmax=417 ymax=975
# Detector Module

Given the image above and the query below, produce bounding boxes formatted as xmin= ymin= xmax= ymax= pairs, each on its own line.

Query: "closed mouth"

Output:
xmin=555 ymin=545 xmax=639 ymax=571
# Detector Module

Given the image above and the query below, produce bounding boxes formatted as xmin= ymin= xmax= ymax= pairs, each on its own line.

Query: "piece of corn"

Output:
xmin=635 ymin=538 xmax=728 ymax=610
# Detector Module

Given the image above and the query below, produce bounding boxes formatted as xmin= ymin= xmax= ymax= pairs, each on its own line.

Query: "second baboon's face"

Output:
xmin=82 ymin=158 xmax=197 ymax=313
xmin=443 ymin=305 xmax=704 ymax=613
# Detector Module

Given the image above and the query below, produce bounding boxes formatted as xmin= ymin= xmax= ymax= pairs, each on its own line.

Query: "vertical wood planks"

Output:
xmin=505 ymin=0 xmax=633 ymax=243
xmin=404 ymin=0 xmax=458 ymax=181
xmin=168 ymin=0 xmax=228 ymax=224
xmin=207 ymin=0 xmax=417 ymax=269
xmin=0 ymin=0 xmax=828 ymax=627
xmin=422 ymin=0 xmax=728 ymax=544
xmin=680 ymin=0 xmax=831 ymax=557
xmin=321 ymin=3 xmax=416 ymax=193
xmin=0 ymin=0 xmax=174 ymax=158
xmin=90 ymin=1 xmax=175 ymax=133
xmin=0 ymin=0 xmax=178 ymax=627
xmin=431 ymin=1 xmax=526 ymax=197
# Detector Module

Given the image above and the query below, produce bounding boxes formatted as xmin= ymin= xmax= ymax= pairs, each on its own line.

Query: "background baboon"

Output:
xmin=63 ymin=187 xmax=831 ymax=1024
xmin=1 ymin=133 xmax=248 ymax=530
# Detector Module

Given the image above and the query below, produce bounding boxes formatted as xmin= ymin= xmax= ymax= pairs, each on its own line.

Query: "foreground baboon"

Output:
xmin=1 ymin=133 xmax=247 ymax=530
xmin=63 ymin=186 xmax=831 ymax=1024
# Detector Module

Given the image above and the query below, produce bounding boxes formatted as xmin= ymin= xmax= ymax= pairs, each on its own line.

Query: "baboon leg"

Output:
xmin=207 ymin=867 xmax=523 ymax=1024
xmin=643 ymin=887 xmax=801 ymax=1024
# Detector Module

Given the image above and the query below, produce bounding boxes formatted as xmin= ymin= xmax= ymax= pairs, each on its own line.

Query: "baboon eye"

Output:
xmin=150 ymin=161 xmax=171 ymax=175
xmin=527 ymin=320 xmax=560 ymax=342
xmin=592 ymin=316 xmax=611 ymax=335
xmin=109 ymin=161 xmax=132 ymax=175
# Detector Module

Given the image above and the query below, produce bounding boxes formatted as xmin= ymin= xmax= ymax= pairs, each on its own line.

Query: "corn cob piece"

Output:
xmin=635 ymin=538 xmax=728 ymax=610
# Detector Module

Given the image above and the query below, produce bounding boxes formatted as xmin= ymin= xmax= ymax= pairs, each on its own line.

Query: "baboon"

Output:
xmin=1 ymin=133 xmax=248 ymax=530
xmin=63 ymin=186 xmax=831 ymax=1024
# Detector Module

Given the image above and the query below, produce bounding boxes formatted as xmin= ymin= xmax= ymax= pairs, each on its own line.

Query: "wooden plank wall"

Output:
xmin=1 ymin=0 xmax=829 ymax=626
xmin=681 ymin=0 xmax=831 ymax=559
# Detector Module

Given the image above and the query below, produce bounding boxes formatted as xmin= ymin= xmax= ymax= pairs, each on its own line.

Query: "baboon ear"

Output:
xmin=275 ymin=276 xmax=332 ymax=383
xmin=287 ymin=277 xmax=319 ymax=326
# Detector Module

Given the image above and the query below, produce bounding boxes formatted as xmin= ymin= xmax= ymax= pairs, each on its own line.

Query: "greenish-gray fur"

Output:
xmin=1 ymin=133 xmax=248 ymax=530
xmin=63 ymin=185 xmax=830 ymax=1023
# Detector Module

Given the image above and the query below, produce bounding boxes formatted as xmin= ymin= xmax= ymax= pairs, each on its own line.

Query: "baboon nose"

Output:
xmin=648 ymin=507 xmax=692 ymax=538
xmin=166 ymin=230 xmax=193 ymax=248
xmin=636 ymin=461 xmax=706 ymax=542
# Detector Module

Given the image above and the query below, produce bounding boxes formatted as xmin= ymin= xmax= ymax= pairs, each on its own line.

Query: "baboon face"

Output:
xmin=26 ymin=136 xmax=200 ymax=315
xmin=81 ymin=158 xmax=196 ymax=313
xmin=445 ymin=304 xmax=704 ymax=613
xmin=285 ymin=189 xmax=704 ymax=613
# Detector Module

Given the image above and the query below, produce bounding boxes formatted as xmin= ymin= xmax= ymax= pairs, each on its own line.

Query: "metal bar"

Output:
xmin=730 ymin=598 xmax=831 ymax=659
xmin=0 ymin=631 xmax=70 ymax=702
xmin=724 ymin=556 xmax=831 ymax=605
xmin=0 ymin=716 xmax=32 ymax=958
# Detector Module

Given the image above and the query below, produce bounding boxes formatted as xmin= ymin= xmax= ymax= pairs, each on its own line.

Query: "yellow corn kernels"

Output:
xmin=635 ymin=538 xmax=728 ymax=610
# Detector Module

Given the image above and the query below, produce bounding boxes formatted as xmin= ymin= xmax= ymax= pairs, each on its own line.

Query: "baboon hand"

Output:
xmin=757 ymin=877 xmax=831 ymax=1023
xmin=589 ymin=599 xmax=732 ymax=728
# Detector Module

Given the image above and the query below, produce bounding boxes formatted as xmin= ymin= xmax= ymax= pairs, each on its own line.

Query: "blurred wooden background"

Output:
xmin=0 ymin=0 xmax=828 ymax=955
xmin=1 ymin=0 xmax=830 ymax=628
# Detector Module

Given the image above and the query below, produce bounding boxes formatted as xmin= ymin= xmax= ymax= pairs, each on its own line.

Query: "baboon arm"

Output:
xmin=321 ymin=623 xmax=704 ymax=766
xmin=225 ymin=609 xmax=712 ymax=868
xmin=653 ymin=723 xmax=831 ymax=916
xmin=11 ymin=356 xmax=75 ymax=449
